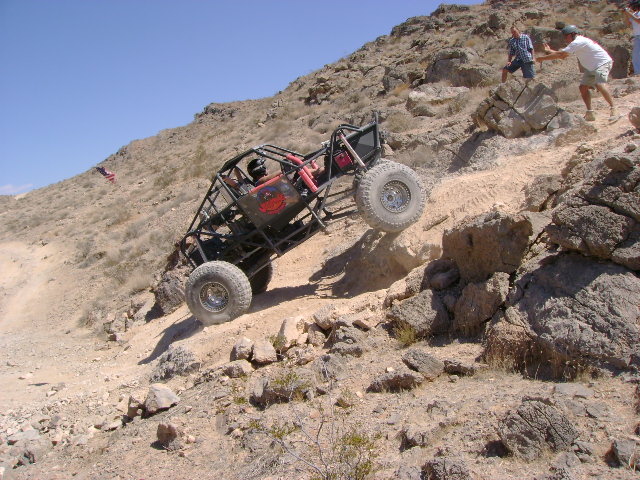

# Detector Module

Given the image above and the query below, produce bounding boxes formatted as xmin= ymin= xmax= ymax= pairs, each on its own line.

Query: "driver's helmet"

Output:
xmin=248 ymin=157 xmax=267 ymax=179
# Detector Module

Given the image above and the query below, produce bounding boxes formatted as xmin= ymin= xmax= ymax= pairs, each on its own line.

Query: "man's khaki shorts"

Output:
xmin=581 ymin=60 xmax=612 ymax=86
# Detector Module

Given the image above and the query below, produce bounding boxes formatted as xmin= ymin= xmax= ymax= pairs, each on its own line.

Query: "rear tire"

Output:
xmin=355 ymin=162 xmax=426 ymax=232
xmin=185 ymin=261 xmax=252 ymax=326
xmin=249 ymin=262 xmax=273 ymax=294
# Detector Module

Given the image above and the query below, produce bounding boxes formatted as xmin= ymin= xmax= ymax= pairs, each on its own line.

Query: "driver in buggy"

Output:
xmin=247 ymin=157 xmax=279 ymax=185
xmin=248 ymin=156 xmax=325 ymax=191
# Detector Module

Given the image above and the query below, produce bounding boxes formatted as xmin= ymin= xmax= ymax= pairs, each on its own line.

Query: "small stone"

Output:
xmin=144 ymin=384 xmax=180 ymax=416
xmin=251 ymin=340 xmax=278 ymax=365
xmin=402 ymin=348 xmax=445 ymax=381
xmin=157 ymin=422 xmax=182 ymax=451
xmin=313 ymin=304 xmax=338 ymax=330
xmin=278 ymin=316 xmax=303 ymax=349
xmin=231 ymin=337 xmax=254 ymax=361
xmin=307 ymin=324 xmax=327 ymax=347
xmin=222 ymin=359 xmax=254 ymax=378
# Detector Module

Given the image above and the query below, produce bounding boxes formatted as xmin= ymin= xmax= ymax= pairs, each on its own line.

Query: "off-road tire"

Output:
xmin=248 ymin=262 xmax=273 ymax=294
xmin=352 ymin=157 xmax=394 ymax=193
xmin=355 ymin=162 xmax=426 ymax=232
xmin=185 ymin=261 xmax=252 ymax=326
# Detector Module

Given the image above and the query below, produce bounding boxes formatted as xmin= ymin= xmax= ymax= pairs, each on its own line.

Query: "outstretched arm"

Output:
xmin=537 ymin=42 xmax=570 ymax=62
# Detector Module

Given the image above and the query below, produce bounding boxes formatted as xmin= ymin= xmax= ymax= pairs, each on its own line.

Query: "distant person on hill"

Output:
xmin=501 ymin=25 xmax=536 ymax=83
xmin=623 ymin=0 xmax=640 ymax=75
xmin=537 ymin=25 xmax=617 ymax=122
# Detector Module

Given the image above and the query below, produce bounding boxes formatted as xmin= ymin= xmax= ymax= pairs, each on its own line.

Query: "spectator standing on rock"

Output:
xmin=537 ymin=25 xmax=617 ymax=122
xmin=623 ymin=0 xmax=640 ymax=75
xmin=501 ymin=25 xmax=536 ymax=83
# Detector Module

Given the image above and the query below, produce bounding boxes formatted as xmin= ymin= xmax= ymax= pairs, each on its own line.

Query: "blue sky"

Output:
xmin=0 ymin=0 xmax=478 ymax=195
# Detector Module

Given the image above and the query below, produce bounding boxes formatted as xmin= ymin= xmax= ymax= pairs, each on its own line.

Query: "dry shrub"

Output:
xmin=108 ymin=207 xmax=133 ymax=227
xmin=393 ymin=321 xmax=418 ymax=347
xmin=184 ymin=145 xmax=212 ymax=180
xmin=384 ymin=112 xmax=414 ymax=133
xmin=124 ymin=272 xmax=154 ymax=294
xmin=390 ymin=83 xmax=410 ymax=97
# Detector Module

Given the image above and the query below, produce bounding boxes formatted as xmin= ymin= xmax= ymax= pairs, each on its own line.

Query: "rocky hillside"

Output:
xmin=0 ymin=1 xmax=639 ymax=479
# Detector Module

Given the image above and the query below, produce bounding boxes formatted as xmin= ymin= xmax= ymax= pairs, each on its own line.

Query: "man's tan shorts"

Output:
xmin=581 ymin=60 xmax=612 ymax=86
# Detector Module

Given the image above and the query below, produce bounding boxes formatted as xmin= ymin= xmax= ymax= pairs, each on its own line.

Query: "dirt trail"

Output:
xmin=0 ymin=241 xmax=102 ymax=409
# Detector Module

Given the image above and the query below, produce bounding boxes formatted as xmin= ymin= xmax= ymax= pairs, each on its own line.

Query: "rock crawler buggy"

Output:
xmin=180 ymin=116 xmax=426 ymax=325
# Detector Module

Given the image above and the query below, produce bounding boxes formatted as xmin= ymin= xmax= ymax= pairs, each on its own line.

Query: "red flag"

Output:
xmin=96 ymin=166 xmax=116 ymax=183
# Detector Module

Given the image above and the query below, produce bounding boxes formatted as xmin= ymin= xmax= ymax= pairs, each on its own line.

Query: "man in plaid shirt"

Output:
xmin=501 ymin=25 xmax=535 ymax=82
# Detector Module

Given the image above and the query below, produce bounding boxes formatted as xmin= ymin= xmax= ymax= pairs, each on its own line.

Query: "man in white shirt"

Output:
xmin=623 ymin=0 xmax=640 ymax=76
xmin=537 ymin=25 xmax=617 ymax=122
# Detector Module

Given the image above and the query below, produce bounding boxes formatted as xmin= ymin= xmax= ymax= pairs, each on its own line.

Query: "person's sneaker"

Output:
xmin=609 ymin=107 xmax=621 ymax=122
xmin=584 ymin=110 xmax=596 ymax=121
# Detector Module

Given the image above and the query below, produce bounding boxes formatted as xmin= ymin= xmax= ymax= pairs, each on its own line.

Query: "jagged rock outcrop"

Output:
xmin=442 ymin=211 xmax=535 ymax=283
xmin=475 ymin=79 xmax=561 ymax=138
xmin=153 ymin=267 xmax=187 ymax=315
xmin=546 ymin=154 xmax=640 ymax=271
xmin=426 ymin=48 xmax=494 ymax=88
xmin=487 ymin=252 xmax=640 ymax=372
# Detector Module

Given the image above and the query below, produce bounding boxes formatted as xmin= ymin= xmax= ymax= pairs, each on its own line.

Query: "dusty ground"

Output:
xmin=1 ymin=82 xmax=639 ymax=479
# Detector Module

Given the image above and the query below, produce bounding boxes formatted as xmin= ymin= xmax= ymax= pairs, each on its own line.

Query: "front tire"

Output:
xmin=185 ymin=261 xmax=252 ymax=326
xmin=355 ymin=162 xmax=426 ymax=232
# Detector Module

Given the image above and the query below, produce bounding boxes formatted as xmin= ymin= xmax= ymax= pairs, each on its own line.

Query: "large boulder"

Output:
xmin=387 ymin=288 xmax=450 ymax=338
xmin=498 ymin=399 xmax=579 ymax=460
xmin=153 ymin=267 xmax=187 ymax=315
xmin=486 ymin=252 xmax=640 ymax=372
xmin=546 ymin=153 xmax=640 ymax=271
xmin=474 ymin=79 xmax=560 ymax=138
xmin=452 ymin=272 xmax=510 ymax=334
xmin=442 ymin=211 xmax=534 ymax=283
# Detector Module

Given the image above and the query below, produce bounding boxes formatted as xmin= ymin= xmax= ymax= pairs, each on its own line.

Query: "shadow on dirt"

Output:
xmin=309 ymin=229 xmax=408 ymax=298
xmin=138 ymin=314 xmax=202 ymax=365
xmin=250 ymin=283 xmax=320 ymax=311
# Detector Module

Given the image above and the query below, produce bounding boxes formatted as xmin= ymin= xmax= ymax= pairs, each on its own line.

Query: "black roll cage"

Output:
xmin=179 ymin=116 xmax=383 ymax=283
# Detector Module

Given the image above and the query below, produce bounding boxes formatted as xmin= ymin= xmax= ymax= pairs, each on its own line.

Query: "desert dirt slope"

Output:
xmin=1 ymin=1 xmax=639 ymax=479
